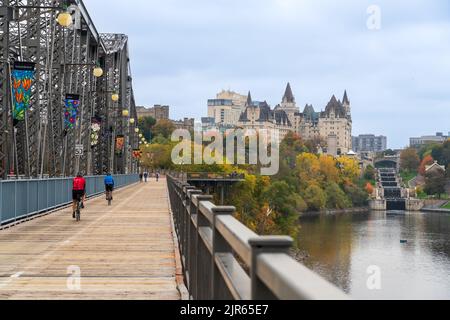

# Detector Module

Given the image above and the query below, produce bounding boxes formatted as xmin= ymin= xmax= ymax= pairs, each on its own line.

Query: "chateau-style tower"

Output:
xmin=277 ymin=83 xmax=300 ymax=126
xmin=342 ymin=90 xmax=351 ymax=119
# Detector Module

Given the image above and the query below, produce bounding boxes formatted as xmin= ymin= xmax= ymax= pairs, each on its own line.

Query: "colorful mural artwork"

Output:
xmin=11 ymin=62 xmax=35 ymax=122
xmin=115 ymin=135 xmax=125 ymax=154
xmin=64 ymin=94 xmax=81 ymax=129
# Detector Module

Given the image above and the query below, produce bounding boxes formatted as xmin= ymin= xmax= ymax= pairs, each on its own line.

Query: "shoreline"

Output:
xmin=421 ymin=208 xmax=450 ymax=214
xmin=301 ymin=207 xmax=370 ymax=216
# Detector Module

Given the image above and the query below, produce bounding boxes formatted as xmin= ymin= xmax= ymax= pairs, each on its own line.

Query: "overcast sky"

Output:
xmin=86 ymin=0 xmax=450 ymax=149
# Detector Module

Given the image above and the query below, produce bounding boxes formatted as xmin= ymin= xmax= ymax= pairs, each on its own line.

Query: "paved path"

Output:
xmin=0 ymin=179 xmax=180 ymax=300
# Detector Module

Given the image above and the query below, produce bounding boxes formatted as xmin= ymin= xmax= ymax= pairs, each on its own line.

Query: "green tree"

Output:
xmin=344 ymin=183 xmax=369 ymax=207
xmin=138 ymin=116 xmax=156 ymax=141
xmin=263 ymin=181 xmax=306 ymax=217
xmin=364 ymin=165 xmax=376 ymax=181
xmin=431 ymin=140 xmax=450 ymax=167
xmin=302 ymin=184 xmax=326 ymax=211
xmin=400 ymin=148 xmax=420 ymax=172
xmin=424 ymin=170 xmax=447 ymax=198
xmin=152 ymin=119 xmax=176 ymax=139
xmin=325 ymin=183 xmax=351 ymax=209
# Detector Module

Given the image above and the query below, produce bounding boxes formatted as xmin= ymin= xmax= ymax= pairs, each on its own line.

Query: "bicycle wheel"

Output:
xmin=76 ymin=201 xmax=81 ymax=222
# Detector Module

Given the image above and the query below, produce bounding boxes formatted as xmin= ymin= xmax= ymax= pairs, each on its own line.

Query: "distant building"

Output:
xmin=353 ymin=135 xmax=387 ymax=153
xmin=172 ymin=118 xmax=195 ymax=132
xmin=136 ymin=105 xmax=169 ymax=121
xmin=238 ymin=91 xmax=293 ymax=140
xmin=208 ymin=90 xmax=248 ymax=126
xmin=206 ymin=83 xmax=353 ymax=155
xmin=410 ymin=132 xmax=449 ymax=148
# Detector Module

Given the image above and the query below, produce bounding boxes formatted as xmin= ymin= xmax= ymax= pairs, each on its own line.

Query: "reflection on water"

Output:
xmin=296 ymin=211 xmax=450 ymax=300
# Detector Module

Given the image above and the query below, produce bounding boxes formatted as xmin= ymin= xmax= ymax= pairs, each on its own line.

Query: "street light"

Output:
xmin=122 ymin=110 xmax=129 ymax=117
xmin=135 ymin=128 xmax=139 ymax=133
xmin=129 ymin=118 xmax=135 ymax=124
xmin=57 ymin=11 xmax=72 ymax=27
xmin=112 ymin=93 xmax=120 ymax=102
xmin=93 ymin=66 xmax=104 ymax=78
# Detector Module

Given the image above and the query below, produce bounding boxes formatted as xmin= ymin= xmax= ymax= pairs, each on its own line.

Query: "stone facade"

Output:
xmin=172 ymin=118 xmax=195 ymax=132
xmin=136 ymin=105 xmax=170 ymax=121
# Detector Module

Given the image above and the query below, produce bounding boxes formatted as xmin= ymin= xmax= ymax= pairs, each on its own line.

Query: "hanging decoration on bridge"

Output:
xmin=90 ymin=117 xmax=101 ymax=148
xmin=64 ymin=94 xmax=80 ymax=129
xmin=11 ymin=62 xmax=36 ymax=124
xmin=132 ymin=149 xmax=142 ymax=159
xmin=115 ymin=135 xmax=125 ymax=154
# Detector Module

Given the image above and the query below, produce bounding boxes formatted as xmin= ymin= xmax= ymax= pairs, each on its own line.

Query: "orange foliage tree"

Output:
xmin=419 ymin=155 xmax=434 ymax=176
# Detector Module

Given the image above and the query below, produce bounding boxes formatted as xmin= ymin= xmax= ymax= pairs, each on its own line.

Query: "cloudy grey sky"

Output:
xmin=86 ymin=0 xmax=450 ymax=149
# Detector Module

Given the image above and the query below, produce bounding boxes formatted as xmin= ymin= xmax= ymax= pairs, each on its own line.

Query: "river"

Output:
xmin=296 ymin=211 xmax=450 ymax=300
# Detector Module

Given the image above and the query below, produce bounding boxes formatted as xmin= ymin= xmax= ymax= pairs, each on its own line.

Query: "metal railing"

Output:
xmin=0 ymin=174 xmax=139 ymax=226
xmin=167 ymin=174 xmax=348 ymax=300
xmin=187 ymin=172 xmax=246 ymax=181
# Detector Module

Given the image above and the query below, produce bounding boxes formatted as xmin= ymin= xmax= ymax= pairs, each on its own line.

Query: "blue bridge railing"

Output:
xmin=0 ymin=174 xmax=139 ymax=226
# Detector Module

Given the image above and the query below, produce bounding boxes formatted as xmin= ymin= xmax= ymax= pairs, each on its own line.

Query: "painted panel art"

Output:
xmin=115 ymin=135 xmax=125 ymax=154
xmin=64 ymin=94 xmax=80 ymax=129
xmin=12 ymin=62 xmax=35 ymax=122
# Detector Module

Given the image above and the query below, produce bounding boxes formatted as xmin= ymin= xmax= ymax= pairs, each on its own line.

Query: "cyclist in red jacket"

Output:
xmin=72 ymin=173 xmax=86 ymax=219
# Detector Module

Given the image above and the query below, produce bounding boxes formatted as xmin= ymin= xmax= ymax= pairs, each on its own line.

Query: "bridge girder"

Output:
xmin=0 ymin=0 xmax=138 ymax=179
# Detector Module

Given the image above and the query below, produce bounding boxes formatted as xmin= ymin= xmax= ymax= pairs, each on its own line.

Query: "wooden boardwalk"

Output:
xmin=0 ymin=179 xmax=181 ymax=300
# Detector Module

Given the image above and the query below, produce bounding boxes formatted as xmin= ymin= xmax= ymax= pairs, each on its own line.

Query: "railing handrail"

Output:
xmin=0 ymin=174 xmax=139 ymax=226
xmin=186 ymin=172 xmax=246 ymax=180
xmin=167 ymin=173 xmax=348 ymax=300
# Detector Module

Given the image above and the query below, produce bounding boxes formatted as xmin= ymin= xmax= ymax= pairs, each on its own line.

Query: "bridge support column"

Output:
xmin=249 ymin=236 xmax=293 ymax=300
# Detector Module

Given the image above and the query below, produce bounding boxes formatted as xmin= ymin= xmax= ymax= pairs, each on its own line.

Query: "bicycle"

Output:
xmin=75 ymin=197 xmax=82 ymax=222
xmin=106 ymin=189 xmax=113 ymax=206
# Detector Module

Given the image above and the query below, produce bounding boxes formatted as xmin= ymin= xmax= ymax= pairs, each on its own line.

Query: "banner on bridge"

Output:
xmin=11 ymin=62 xmax=35 ymax=123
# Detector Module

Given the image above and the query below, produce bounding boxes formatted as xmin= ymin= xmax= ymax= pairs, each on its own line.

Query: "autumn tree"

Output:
xmin=319 ymin=155 xmax=340 ymax=184
xmin=365 ymin=182 xmax=375 ymax=196
xmin=296 ymin=153 xmax=321 ymax=187
xmin=337 ymin=156 xmax=360 ymax=183
xmin=400 ymin=148 xmax=420 ymax=172
xmin=419 ymin=155 xmax=434 ymax=176
xmin=140 ymin=143 xmax=172 ymax=170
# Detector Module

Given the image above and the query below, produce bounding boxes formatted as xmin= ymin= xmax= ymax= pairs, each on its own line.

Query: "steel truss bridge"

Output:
xmin=0 ymin=0 xmax=139 ymax=179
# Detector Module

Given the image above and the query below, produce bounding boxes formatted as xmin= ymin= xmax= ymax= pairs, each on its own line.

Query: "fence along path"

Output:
xmin=0 ymin=180 xmax=180 ymax=300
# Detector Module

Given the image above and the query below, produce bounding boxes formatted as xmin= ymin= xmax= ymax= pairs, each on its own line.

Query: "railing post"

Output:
xmin=185 ymin=188 xmax=202 ymax=293
xmin=194 ymin=195 xmax=214 ymax=300
xmin=249 ymin=236 xmax=293 ymax=300
xmin=182 ymin=185 xmax=195 ymax=257
xmin=189 ymin=195 xmax=214 ymax=300
xmin=211 ymin=205 xmax=235 ymax=300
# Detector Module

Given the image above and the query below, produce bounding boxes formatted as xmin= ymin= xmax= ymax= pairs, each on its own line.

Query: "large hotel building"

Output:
xmin=204 ymin=84 xmax=353 ymax=155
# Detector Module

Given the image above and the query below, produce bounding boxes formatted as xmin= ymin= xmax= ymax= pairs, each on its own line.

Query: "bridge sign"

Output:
xmin=75 ymin=144 xmax=84 ymax=156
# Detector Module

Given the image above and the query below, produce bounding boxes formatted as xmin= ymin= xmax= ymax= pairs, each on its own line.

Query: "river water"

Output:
xmin=296 ymin=211 xmax=450 ymax=300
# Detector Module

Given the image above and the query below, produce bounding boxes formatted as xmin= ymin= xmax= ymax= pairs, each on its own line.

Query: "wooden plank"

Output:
xmin=0 ymin=179 xmax=180 ymax=300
